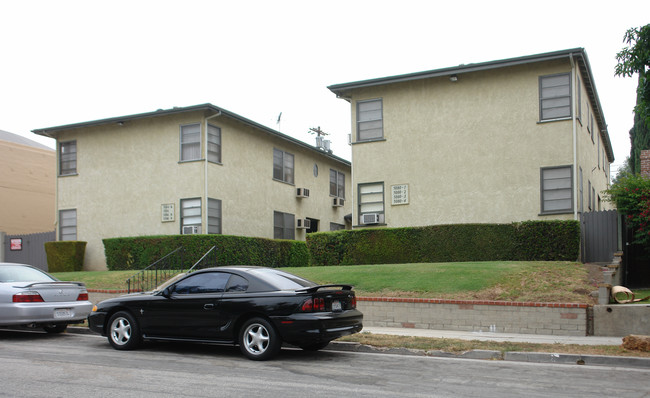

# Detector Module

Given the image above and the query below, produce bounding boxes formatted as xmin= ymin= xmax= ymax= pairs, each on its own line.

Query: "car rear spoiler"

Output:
xmin=18 ymin=281 xmax=86 ymax=288
xmin=297 ymin=284 xmax=354 ymax=293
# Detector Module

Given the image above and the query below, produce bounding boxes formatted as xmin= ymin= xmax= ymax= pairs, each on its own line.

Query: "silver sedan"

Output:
xmin=0 ymin=262 xmax=93 ymax=333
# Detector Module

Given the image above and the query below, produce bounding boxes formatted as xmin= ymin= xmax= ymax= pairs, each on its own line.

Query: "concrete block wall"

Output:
xmin=358 ymin=298 xmax=589 ymax=336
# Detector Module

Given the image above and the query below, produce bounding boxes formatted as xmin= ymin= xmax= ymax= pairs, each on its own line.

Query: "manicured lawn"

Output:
xmin=53 ymin=261 xmax=599 ymax=303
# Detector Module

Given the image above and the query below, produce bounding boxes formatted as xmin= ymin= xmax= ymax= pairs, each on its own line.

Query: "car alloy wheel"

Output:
xmin=107 ymin=311 xmax=141 ymax=350
xmin=239 ymin=317 xmax=281 ymax=360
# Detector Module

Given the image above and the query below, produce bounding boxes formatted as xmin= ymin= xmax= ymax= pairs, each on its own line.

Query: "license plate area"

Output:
xmin=331 ymin=300 xmax=342 ymax=312
xmin=54 ymin=308 xmax=74 ymax=319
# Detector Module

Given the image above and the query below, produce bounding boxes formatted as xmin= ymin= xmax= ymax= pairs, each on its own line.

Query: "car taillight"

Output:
xmin=77 ymin=292 xmax=89 ymax=301
xmin=351 ymin=296 xmax=357 ymax=309
xmin=13 ymin=292 xmax=45 ymax=303
xmin=301 ymin=297 xmax=325 ymax=312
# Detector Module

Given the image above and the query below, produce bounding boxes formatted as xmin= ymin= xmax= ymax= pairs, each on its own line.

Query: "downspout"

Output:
xmin=204 ymin=111 xmax=222 ymax=232
xmin=570 ymin=54 xmax=578 ymax=221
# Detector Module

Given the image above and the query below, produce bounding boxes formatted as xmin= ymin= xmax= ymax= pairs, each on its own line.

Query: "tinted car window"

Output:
xmin=248 ymin=268 xmax=316 ymax=290
xmin=225 ymin=275 xmax=249 ymax=292
xmin=173 ymin=272 xmax=230 ymax=294
xmin=0 ymin=265 xmax=56 ymax=283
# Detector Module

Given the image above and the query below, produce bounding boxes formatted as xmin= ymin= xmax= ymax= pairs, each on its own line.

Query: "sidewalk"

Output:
xmin=331 ymin=326 xmax=650 ymax=369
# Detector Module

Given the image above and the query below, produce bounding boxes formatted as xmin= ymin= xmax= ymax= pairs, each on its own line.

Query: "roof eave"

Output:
xmin=32 ymin=104 xmax=350 ymax=166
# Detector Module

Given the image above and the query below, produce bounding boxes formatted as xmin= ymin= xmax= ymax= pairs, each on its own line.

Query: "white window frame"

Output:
xmin=273 ymin=148 xmax=294 ymax=184
xmin=181 ymin=198 xmax=202 ymax=233
xmin=59 ymin=140 xmax=77 ymax=176
xmin=207 ymin=198 xmax=222 ymax=234
xmin=180 ymin=123 xmax=201 ymax=162
xmin=358 ymin=182 xmax=385 ymax=224
xmin=540 ymin=166 xmax=573 ymax=214
xmin=539 ymin=73 xmax=571 ymax=121
xmin=59 ymin=209 xmax=77 ymax=241
xmin=330 ymin=169 xmax=345 ymax=198
xmin=357 ymin=98 xmax=383 ymax=141
xmin=207 ymin=124 xmax=221 ymax=163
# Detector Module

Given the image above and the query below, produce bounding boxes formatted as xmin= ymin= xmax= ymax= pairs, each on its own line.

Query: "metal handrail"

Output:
xmin=187 ymin=246 xmax=218 ymax=273
xmin=125 ymin=247 xmax=184 ymax=293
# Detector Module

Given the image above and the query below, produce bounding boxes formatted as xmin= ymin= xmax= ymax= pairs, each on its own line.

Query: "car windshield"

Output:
xmin=249 ymin=268 xmax=317 ymax=290
xmin=0 ymin=265 xmax=56 ymax=283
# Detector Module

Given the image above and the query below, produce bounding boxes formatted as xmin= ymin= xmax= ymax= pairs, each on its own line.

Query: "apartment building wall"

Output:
xmin=339 ymin=55 xmax=612 ymax=229
xmin=49 ymin=108 xmax=350 ymax=270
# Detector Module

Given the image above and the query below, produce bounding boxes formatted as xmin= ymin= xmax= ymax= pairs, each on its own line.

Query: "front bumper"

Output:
xmin=87 ymin=311 xmax=107 ymax=335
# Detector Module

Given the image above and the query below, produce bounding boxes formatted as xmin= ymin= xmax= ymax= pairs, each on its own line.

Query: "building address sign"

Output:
xmin=391 ymin=184 xmax=409 ymax=205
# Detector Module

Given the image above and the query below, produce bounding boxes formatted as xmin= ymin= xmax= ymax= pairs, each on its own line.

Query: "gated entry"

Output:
xmin=2 ymin=231 xmax=55 ymax=271
xmin=580 ymin=210 xmax=620 ymax=263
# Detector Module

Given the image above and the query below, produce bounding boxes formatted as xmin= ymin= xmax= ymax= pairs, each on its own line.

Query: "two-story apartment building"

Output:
xmin=33 ymin=104 xmax=351 ymax=270
xmin=328 ymin=48 xmax=613 ymax=228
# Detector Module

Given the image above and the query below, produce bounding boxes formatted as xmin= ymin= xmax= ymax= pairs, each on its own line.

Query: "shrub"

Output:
xmin=44 ymin=241 xmax=87 ymax=272
xmin=103 ymin=235 xmax=310 ymax=270
xmin=605 ymin=173 xmax=650 ymax=249
xmin=306 ymin=220 xmax=579 ymax=266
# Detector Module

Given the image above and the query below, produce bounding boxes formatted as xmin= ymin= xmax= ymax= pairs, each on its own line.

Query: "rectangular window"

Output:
xmin=181 ymin=198 xmax=202 ymax=233
xmin=577 ymin=76 xmax=582 ymax=123
xmin=59 ymin=209 xmax=77 ymax=241
xmin=330 ymin=169 xmax=345 ymax=198
xmin=180 ymin=124 xmax=201 ymax=161
xmin=579 ymin=167 xmax=584 ymax=214
xmin=273 ymin=211 xmax=295 ymax=240
xmin=590 ymin=114 xmax=595 ymax=142
xmin=207 ymin=124 xmax=221 ymax=163
xmin=357 ymin=99 xmax=383 ymax=141
xmin=539 ymin=73 xmax=571 ymax=120
xmin=207 ymin=198 xmax=222 ymax=234
xmin=541 ymin=166 xmax=573 ymax=214
xmin=59 ymin=141 xmax=77 ymax=176
xmin=273 ymin=148 xmax=294 ymax=184
xmin=358 ymin=182 xmax=385 ymax=223
xmin=588 ymin=180 xmax=592 ymax=211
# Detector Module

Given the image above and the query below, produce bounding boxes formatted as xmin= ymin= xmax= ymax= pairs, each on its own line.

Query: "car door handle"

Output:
xmin=204 ymin=304 xmax=214 ymax=310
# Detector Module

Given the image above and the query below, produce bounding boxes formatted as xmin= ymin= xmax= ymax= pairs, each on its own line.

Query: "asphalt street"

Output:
xmin=1 ymin=329 xmax=650 ymax=398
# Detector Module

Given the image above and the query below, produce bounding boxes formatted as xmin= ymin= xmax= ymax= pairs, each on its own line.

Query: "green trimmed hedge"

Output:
xmin=103 ymin=234 xmax=309 ymax=271
xmin=307 ymin=220 xmax=580 ymax=266
xmin=44 ymin=241 xmax=87 ymax=272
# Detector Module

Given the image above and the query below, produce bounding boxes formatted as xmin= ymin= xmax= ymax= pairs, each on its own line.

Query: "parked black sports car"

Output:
xmin=88 ymin=266 xmax=363 ymax=360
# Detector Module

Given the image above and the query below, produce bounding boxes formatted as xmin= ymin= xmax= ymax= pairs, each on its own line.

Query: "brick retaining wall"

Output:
xmin=89 ymin=291 xmax=590 ymax=336
xmin=358 ymin=297 xmax=589 ymax=336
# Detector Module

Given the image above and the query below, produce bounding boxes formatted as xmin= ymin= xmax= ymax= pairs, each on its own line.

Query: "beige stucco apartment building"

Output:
xmin=0 ymin=130 xmax=55 ymax=234
xmin=33 ymin=105 xmax=351 ymax=270
xmin=328 ymin=48 xmax=613 ymax=228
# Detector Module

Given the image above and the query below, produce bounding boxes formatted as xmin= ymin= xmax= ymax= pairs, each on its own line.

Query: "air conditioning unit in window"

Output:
xmin=296 ymin=188 xmax=310 ymax=198
xmin=182 ymin=225 xmax=200 ymax=235
xmin=361 ymin=213 xmax=380 ymax=225
xmin=296 ymin=218 xmax=311 ymax=229
xmin=332 ymin=197 xmax=345 ymax=207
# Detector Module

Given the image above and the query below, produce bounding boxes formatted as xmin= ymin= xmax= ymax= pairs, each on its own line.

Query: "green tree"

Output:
xmin=604 ymin=173 xmax=650 ymax=249
xmin=616 ymin=24 xmax=650 ymax=174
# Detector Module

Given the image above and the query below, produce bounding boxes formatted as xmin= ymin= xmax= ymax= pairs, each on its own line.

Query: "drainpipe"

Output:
xmin=570 ymin=54 xmax=578 ymax=221
xmin=204 ymin=110 xmax=222 ymax=232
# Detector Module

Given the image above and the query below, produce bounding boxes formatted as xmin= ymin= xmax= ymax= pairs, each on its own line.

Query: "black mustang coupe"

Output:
xmin=88 ymin=266 xmax=363 ymax=360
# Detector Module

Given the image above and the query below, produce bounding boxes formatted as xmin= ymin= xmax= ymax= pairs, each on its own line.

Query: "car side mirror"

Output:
xmin=161 ymin=287 xmax=172 ymax=298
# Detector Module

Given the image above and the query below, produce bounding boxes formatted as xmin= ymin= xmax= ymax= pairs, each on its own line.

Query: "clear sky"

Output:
xmin=1 ymin=0 xmax=648 ymax=174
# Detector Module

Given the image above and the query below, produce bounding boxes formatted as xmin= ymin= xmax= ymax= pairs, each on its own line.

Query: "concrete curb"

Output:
xmin=324 ymin=341 xmax=650 ymax=369
xmin=68 ymin=327 xmax=650 ymax=369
